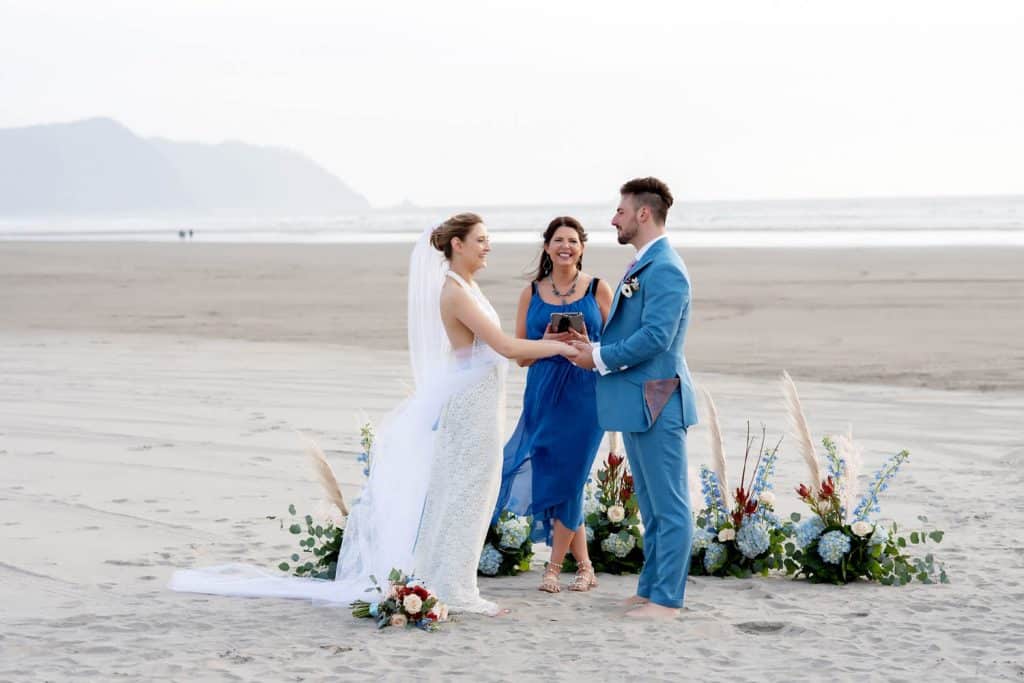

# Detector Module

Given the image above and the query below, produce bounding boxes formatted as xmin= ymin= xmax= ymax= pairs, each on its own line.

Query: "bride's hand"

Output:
xmin=559 ymin=342 xmax=580 ymax=359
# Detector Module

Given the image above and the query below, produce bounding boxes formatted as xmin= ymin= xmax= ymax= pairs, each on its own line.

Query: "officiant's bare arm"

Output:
xmin=441 ymin=283 xmax=577 ymax=361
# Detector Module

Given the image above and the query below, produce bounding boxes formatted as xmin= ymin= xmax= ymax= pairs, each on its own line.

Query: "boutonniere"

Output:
xmin=621 ymin=275 xmax=640 ymax=298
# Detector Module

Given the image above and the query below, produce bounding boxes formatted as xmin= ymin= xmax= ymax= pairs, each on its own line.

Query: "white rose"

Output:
xmin=817 ymin=500 xmax=831 ymax=515
xmin=851 ymin=521 xmax=873 ymax=537
xmin=607 ymin=505 xmax=626 ymax=523
xmin=402 ymin=594 xmax=423 ymax=614
xmin=389 ymin=614 xmax=408 ymax=627
xmin=758 ymin=491 xmax=776 ymax=506
xmin=621 ymin=284 xmax=634 ymax=298
xmin=718 ymin=528 xmax=736 ymax=542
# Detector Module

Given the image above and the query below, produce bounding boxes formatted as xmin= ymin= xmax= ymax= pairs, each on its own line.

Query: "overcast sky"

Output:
xmin=1 ymin=1 xmax=1022 ymax=207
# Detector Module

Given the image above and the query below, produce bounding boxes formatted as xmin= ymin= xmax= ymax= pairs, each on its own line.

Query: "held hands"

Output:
xmin=542 ymin=323 xmax=590 ymax=344
xmin=569 ymin=341 xmax=596 ymax=370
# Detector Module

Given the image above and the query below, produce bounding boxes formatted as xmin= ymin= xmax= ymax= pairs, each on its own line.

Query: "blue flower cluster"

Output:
xmin=736 ymin=522 xmax=771 ymax=559
xmin=691 ymin=527 xmax=716 ymax=553
xmin=600 ymin=532 xmax=636 ymax=558
xmin=703 ymin=541 xmax=727 ymax=572
xmin=817 ymin=530 xmax=851 ymax=564
xmin=852 ymin=450 xmax=910 ymax=521
xmin=795 ymin=516 xmax=826 ymax=549
xmin=699 ymin=466 xmax=727 ymax=525
xmin=750 ymin=448 xmax=779 ymax=499
xmin=497 ymin=515 xmax=530 ymax=549
xmin=869 ymin=525 xmax=889 ymax=547
xmin=753 ymin=507 xmax=782 ymax=530
xmin=355 ymin=451 xmax=370 ymax=478
xmin=478 ymin=543 xmax=503 ymax=576
xmin=585 ymin=525 xmax=594 ymax=543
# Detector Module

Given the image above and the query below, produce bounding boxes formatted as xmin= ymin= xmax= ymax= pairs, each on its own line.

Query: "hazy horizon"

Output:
xmin=2 ymin=1 xmax=1023 ymax=207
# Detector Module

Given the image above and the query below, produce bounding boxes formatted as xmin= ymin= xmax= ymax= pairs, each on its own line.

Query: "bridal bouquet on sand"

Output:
xmin=351 ymin=569 xmax=449 ymax=631
xmin=565 ymin=433 xmax=645 ymax=574
xmin=781 ymin=373 xmax=947 ymax=585
xmin=276 ymin=423 xmax=374 ymax=579
xmin=690 ymin=389 xmax=789 ymax=578
xmin=478 ymin=512 xmax=534 ymax=577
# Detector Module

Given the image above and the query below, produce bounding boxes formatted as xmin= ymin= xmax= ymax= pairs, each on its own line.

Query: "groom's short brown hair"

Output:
xmin=620 ymin=177 xmax=673 ymax=225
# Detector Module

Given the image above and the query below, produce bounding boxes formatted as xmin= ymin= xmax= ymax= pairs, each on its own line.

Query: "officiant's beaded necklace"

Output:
xmin=549 ymin=271 xmax=580 ymax=304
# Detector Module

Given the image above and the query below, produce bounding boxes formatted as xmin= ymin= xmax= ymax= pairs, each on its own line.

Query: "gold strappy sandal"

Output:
xmin=538 ymin=561 xmax=563 ymax=593
xmin=568 ymin=560 xmax=598 ymax=592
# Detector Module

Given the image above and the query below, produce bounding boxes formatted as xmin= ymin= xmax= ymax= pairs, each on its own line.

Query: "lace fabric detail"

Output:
xmin=413 ymin=270 xmax=506 ymax=614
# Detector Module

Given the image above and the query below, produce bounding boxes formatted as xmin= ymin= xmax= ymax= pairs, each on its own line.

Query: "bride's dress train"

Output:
xmin=169 ymin=231 xmax=507 ymax=615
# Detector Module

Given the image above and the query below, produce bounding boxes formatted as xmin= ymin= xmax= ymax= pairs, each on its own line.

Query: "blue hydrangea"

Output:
xmin=600 ymin=532 xmax=636 ymax=558
xmin=795 ymin=516 xmax=826 ymax=549
xmin=869 ymin=525 xmax=889 ymax=547
xmin=497 ymin=516 xmax=529 ymax=549
xmin=703 ymin=541 xmax=727 ymax=573
xmin=691 ymin=527 xmax=716 ymax=554
xmin=585 ymin=525 xmax=594 ymax=543
xmin=582 ymin=482 xmax=602 ymax=516
xmin=478 ymin=543 xmax=503 ymax=576
xmin=852 ymin=450 xmax=909 ymax=521
xmin=817 ymin=530 xmax=852 ymax=564
xmin=736 ymin=522 xmax=771 ymax=559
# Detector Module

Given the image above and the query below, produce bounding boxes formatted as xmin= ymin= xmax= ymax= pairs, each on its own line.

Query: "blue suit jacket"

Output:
xmin=596 ymin=238 xmax=698 ymax=433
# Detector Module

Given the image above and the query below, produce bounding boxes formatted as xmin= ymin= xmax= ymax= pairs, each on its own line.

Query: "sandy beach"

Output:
xmin=2 ymin=241 xmax=1023 ymax=681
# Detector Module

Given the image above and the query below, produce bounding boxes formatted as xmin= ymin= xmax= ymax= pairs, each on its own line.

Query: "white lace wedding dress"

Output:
xmin=169 ymin=231 xmax=507 ymax=616
xmin=413 ymin=271 xmax=506 ymax=615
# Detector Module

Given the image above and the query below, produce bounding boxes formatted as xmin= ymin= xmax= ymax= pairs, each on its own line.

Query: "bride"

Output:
xmin=170 ymin=213 xmax=576 ymax=616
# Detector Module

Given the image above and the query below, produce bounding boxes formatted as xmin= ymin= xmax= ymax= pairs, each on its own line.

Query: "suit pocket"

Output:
xmin=643 ymin=378 xmax=680 ymax=424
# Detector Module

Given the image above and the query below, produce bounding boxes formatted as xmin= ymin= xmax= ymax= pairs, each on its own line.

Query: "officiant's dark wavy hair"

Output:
xmin=532 ymin=216 xmax=587 ymax=282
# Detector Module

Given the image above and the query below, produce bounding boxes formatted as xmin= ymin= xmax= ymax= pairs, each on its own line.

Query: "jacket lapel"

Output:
xmin=604 ymin=238 xmax=669 ymax=329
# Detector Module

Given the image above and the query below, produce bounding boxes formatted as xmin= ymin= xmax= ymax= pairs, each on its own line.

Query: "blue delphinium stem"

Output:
xmin=852 ymin=449 xmax=909 ymax=521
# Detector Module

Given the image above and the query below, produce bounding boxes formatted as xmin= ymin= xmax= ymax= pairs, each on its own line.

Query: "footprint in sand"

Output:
xmin=735 ymin=621 xmax=788 ymax=634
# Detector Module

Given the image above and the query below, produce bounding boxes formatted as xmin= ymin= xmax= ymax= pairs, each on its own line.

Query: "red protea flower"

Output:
xmin=623 ymin=473 xmax=634 ymax=489
xmin=608 ymin=453 xmax=623 ymax=468
xmin=619 ymin=487 xmax=631 ymax=503
xmin=732 ymin=510 xmax=744 ymax=527
xmin=744 ymin=499 xmax=758 ymax=516
xmin=819 ymin=476 xmax=835 ymax=498
xmin=734 ymin=487 xmax=747 ymax=505
xmin=796 ymin=483 xmax=811 ymax=499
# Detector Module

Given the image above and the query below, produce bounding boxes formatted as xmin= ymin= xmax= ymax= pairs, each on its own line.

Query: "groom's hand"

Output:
xmin=570 ymin=341 xmax=596 ymax=370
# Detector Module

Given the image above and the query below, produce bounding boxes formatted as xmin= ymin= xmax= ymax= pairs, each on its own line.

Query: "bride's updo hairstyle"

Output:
xmin=431 ymin=212 xmax=483 ymax=260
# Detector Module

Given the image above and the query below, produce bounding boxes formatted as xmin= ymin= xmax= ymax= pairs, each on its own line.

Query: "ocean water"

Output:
xmin=1 ymin=195 xmax=1023 ymax=248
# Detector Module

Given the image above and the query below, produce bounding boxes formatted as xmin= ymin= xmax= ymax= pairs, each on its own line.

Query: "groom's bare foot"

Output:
xmin=624 ymin=603 xmax=680 ymax=619
xmin=620 ymin=595 xmax=650 ymax=608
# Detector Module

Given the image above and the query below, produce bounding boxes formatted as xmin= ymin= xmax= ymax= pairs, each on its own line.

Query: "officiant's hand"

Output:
xmin=542 ymin=324 xmax=572 ymax=342
xmin=566 ymin=322 xmax=589 ymax=343
xmin=569 ymin=341 xmax=596 ymax=370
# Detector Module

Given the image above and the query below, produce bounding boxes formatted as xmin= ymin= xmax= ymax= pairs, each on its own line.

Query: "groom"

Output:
xmin=572 ymin=177 xmax=698 ymax=618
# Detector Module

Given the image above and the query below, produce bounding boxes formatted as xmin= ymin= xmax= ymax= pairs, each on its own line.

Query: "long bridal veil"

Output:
xmin=169 ymin=227 xmax=501 ymax=604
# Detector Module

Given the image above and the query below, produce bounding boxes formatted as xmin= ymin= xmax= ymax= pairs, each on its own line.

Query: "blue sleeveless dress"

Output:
xmin=493 ymin=278 xmax=605 ymax=544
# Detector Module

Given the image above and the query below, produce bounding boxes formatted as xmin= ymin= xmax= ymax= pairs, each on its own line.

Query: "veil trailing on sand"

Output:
xmin=168 ymin=227 xmax=500 ymax=604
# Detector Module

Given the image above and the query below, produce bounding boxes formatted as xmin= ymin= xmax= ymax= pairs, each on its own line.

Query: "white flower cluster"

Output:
xmin=600 ymin=532 xmax=636 ymax=559
xmin=497 ymin=515 xmax=530 ymax=549
xmin=583 ymin=483 xmax=603 ymax=516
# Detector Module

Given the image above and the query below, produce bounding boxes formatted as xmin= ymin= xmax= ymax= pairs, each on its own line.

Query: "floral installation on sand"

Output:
xmin=564 ymin=433 xmax=645 ymax=574
xmin=781 ymin=372 xmax=947 ymax=585
xmin=690 ymin=388 xmax=789 ymax=578
xmin=478 ymin=511 xmax=534 ymax=576
xmin=277 ymin=423 xmax=374 ymax=579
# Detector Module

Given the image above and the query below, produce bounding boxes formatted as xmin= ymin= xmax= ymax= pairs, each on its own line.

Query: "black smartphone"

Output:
xmin=549 ymin=312 xmax=585 ymax=333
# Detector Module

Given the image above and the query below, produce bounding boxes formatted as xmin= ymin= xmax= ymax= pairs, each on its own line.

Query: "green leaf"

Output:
xmin=928 ymin=530 xmax=944 ymax=543
xmin=288 ymin=503 xmax=296 ymax=516
xmin=790 ymin=512 xmax=801 ymax=522
xmin=278 ymin=562 xmax=290 ymax=571
xmin=291 ymin=553 xmax=300 ymax=562
xmin=289 ymin=523 xmax=302 ymax=535
xmin=910 ymin=532 xmax=920 ymax=544
xmin=897 ymin=537 xmax=907 ymax=548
